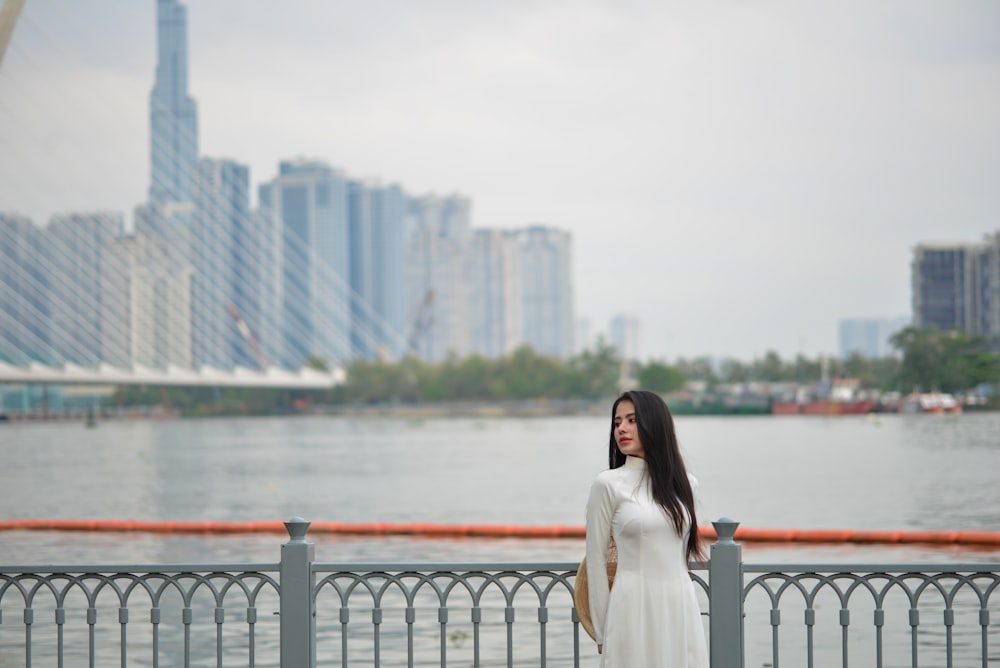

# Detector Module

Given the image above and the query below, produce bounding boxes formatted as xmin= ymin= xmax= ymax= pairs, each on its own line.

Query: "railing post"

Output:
xmin=281 ymin=516 xmax=316 ymax=668
xmin=709 ymin=517 xmax=744 ymax=668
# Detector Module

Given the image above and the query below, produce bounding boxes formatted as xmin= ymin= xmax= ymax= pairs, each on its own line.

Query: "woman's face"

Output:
xmin=613 ymin=400 xmax=645 ymax=458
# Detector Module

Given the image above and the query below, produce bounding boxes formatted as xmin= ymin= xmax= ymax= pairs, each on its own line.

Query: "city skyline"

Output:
xmin=1 ymin=1 xmax=998 ymax=361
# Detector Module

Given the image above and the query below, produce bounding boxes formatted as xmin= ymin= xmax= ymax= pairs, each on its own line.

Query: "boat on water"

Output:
xmin=771 ymin=377 xmax=877 ymax=415
xmin=771 ymin=399 xmax=876 ymax=415
xmin=901 ymin=392 xmax=962 ymax=414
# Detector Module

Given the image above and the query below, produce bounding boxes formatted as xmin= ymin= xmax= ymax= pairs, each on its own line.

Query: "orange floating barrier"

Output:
xmin=849 ymin=530 xmax=902 ymax=544
xmin=956 ymin=531 xmax=1000 ymax=546
xmin=1 ymin=519 xmax=999 ymax=547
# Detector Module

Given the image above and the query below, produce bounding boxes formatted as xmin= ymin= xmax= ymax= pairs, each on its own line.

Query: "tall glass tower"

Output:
xmin=149 ymin=0 xmax=198 ymax=203
xmin=258 ymin=160 xmax=352 ymax=369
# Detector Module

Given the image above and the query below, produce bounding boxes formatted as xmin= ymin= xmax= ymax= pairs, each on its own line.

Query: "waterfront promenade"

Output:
xmin=2 ymin=518 xmax=998 ymax=667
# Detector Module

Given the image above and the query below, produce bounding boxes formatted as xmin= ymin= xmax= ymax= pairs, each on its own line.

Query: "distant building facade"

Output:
xmin=348 ymin=181 xmax=407 ymax=360
xmin=912 ymin=232 xmax=1000 ymax=339
xmin=0 ymin=214 xmax=51 ymax=364
xmin=258 ymin=159 xmax=351 ymax=368
xmin=405 ymin=195 xmax=472 ymax=361
xmin=467 ymin=229 xmax=523 ymax=358
xmin=516 ymin=226 xmax=574 ymax=358
xmin=46 ymin=212 xmax=123 ymax=365
xmin=609 ymin=314 xmax=641 ymax=361
xmin=191 ymin=158 xmax=267 ymax=369
xmin=971 ymin=232 xmax=1000 ymax=339
xmin=837 ymin=317 xmax=908 ymax=359
xmin=100 ymin=233 xmax=192 ymax=368
xmin=912 ymin=244 xmax=973 ymax=332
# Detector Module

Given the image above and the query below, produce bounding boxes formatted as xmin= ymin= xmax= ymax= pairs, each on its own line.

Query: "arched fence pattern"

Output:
xmin=0 ymin=518 xmax=996 ymax=667
xmin=743 ymin=566 xmax=1000 ymax=668
xmin=310 ymin=565 xmax=712 ymax=667
xmin=0 ymin=567 xmax=281 ymax=667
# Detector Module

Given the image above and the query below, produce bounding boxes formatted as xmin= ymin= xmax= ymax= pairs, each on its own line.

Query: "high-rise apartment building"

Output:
xmin=467 ymin=229 xmax=523 ymax=358
xmin=348 ymin=181 xmax=408 ymax=360
xmin=912 ymin=244 xmax=972 ymax=332
xmin=406 ymin=195 xmax=472 ymax=361
xmin=348 ymin=181 xmax=376 ymax=358
xmin=100 ymin=233 xmax=193 ymax=368
xmin=0 ymin=214 xmax=51 ymax=364
xmin=516 ymin=225 xmax=574 ymax=358
xmin=149 ymin=0 xmax=198 ymax=204
xmin=258 ymin=159 xmax=351 ymax=368
xmin=370 ymin=184 xmax=408 ymax=359
xmin=46 ymin=212 xmax=123 ymax=365
xmin=971 ymin=232 xmax=1000 ymax=339
xmin=912 ymin=233 xmax=1000 ymax=339
xmin=191 ymin=158 xmax=264 ymax=368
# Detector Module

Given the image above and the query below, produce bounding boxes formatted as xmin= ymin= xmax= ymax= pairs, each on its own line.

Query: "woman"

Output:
xmin=585 ymin=390 xmax=709 ymax=667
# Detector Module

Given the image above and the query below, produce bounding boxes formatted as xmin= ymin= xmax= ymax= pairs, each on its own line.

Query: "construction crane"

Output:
xmin=0 ymin=0 xmax=25 ymax=70
xmin=227 ymin=303 xmax=271 ymax=369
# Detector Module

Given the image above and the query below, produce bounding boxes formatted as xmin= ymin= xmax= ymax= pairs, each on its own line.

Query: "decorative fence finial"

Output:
xmin=284 ymin=517 xmax=311 ymax=542
xmin=712 ymin=517 xmax=740 ymax=544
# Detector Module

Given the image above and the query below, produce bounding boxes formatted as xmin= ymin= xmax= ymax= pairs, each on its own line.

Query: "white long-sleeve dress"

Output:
xmin=585 ymin=455 xmax=709 ymax=667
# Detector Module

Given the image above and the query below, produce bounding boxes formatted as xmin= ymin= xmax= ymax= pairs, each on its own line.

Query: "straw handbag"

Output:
xmin=573 ymin=537 xmax=618 ymax=641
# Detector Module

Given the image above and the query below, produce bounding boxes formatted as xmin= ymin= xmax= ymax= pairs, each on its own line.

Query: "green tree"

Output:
xmin=718 ymin=358 xmax=749 ymax=383
xmin=567 ymin=338 xmax=621 ymax=398
xmin=637 ymin=361 xmax=687 ymax=393
xmin=440 ymin=353 xmax=495 ymax=400
xmin=752 ymin=350 xmax=789 ymax=381
xmin=792 ymin=354 xmax=822 ymax=384
xmin=496 ymin=345 xmax=567 ymax=399
xmin=674 ymin=357 xmax=718 ymax=385
xmin=890 ymin=326 xmax=1000 ymax=392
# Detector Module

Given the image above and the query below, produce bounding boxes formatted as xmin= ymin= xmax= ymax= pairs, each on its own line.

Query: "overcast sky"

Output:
xmin=1 ymin=0 xmax=998 ymax=362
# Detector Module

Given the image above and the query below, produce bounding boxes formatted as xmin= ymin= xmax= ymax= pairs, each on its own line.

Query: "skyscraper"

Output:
xmin=149 ymin=0 xmax=198 ymax=204
xmin=971 ymin=232 xmax=1000 ymax=339
xmin=258 ymin=159 xmax=351 ymax=368
xmin=348 ymin=181 xmax=408 ymax=360
xmin=47 ymin=212 xmax=123 ymax=365
xmin=191 ymin=158 xmax=260 ymax=369
xmin=516 ymin=225 xmax=574 ymax=358
xmin=0 ymin=214 xmax=51 ymax=365
xmin=406 ymin=195 xmax=472 ymax=361
xmin=467 ymin=229 xmax=523 ymax=358
xmin=370 ymin=184 xmax=408 ymax=359
xmin=100 ymin=232 xmax=193 ymax=368
xmin=911 ymin=232 xmax=1000 ymax=340
xmin=912 ymin=244 xmax=972 ymax=332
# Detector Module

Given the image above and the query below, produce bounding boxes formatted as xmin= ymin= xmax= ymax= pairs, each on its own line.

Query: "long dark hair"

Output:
xmin=609 ymin=390 xmax=703 ymax=562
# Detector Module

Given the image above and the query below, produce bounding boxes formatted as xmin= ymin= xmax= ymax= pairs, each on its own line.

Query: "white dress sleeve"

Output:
xmin=585 ymin=473 xmax=615 ymax=645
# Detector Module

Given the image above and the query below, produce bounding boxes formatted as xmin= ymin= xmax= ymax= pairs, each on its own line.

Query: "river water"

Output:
xmin=1 ymin=411 xmax=998 ymax=666
xmin=2 ymin=411 xmax=998 ymax=563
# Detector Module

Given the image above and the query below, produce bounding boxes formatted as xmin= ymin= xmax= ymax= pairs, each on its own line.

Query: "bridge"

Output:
xmin=0 ymin=360 xmax=344 ymax=389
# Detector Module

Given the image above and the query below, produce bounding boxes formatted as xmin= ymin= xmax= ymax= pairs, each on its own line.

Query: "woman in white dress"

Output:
xmin=585 ymin=390 xmax=709 ymax=667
